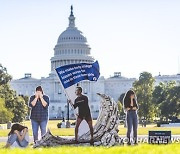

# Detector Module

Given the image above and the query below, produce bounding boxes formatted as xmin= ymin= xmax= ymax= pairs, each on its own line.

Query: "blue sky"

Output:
xmin=0 ymin=0 xmax=180 ymax=79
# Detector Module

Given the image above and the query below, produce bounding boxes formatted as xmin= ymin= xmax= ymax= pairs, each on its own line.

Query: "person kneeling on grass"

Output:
xmin=4 ymin=123 xmax=29 ymax=148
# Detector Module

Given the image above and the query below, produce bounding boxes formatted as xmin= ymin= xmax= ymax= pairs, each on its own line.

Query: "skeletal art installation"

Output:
xmin=33 ymin=93 xmax=122 ymax=148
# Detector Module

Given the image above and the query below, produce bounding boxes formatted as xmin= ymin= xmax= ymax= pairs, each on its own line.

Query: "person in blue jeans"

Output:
xmin=29 ymin=86 xmax=49 ymax=143
xmin=123 ymin=90 xmax=139 ymax=145
xmin=4 ymin=123 xmax=29 ymax=148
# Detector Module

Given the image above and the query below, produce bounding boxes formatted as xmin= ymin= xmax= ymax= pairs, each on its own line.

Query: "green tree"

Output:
xmin=153 ymin=81 xmax=180 ymax=120
xmin=19 ymin=95 xmax=30 ymax=116
xmin=11 ymin=96 xmax=28 ymax=122
xmin=118 ymin=93 xmax=125 ymax=115
xmin=0 ymin=63 xmax=28 ymax=122
xmin=117 ymin=101 xmax=123 ymax=114
xmin=170 ymin=86 xmax=180 ymax=117
xmin=133 ymin=72 xmax=155 ymax=121
xmin=0 ymin=98 xmax=13 ymax=123
xmin=118 ymin=93 xmax=125 ymax=104
xmin=0 ymin=64 xmax=12 ymax=85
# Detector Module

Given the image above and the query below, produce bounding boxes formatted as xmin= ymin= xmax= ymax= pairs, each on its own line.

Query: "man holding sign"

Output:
xmin=69 ymin=86 xmax=94 ymax=145
xmin=55 ymin=61 xmax=100 ymax=146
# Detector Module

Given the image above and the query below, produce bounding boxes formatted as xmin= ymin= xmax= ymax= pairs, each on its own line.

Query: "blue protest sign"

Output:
xmin=55 ymin=61 xmax=100 ymax=89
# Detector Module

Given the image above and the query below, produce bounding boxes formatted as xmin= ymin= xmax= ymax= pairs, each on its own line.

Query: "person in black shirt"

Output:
xmin=123 ymin=90 xmax=138 ymax=145
xmin=69 ymin=86 xmax=93 ymax=145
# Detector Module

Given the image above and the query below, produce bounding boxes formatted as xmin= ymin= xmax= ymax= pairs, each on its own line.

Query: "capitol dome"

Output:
xmin=57 ymin=28 xmax=87 ymax=44
xmin=50 ymin=6 xmax=94 ymax=73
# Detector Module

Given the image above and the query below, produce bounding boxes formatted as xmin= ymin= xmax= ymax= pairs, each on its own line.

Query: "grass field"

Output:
xmin=0 ymin=121 xmax=180 ymax=154
xmin=0 ymin=120 xmax=180 ymax=137
xmin=0 ymin=144 xmax=179 ymax=154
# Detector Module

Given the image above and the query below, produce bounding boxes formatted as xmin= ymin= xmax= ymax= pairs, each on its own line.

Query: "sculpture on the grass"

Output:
xmin=34 ymin=93 xmax=121 ymax=148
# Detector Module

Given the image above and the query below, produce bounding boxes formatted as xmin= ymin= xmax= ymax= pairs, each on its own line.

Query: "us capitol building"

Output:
xmin=10 ymin=6 xmax=180 ymax=119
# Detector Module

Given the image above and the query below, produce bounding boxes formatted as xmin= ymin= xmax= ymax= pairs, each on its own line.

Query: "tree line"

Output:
xmin=118 ymin=72 xmax=180 ymax=122
xmin=0 ymin=64 xmax=28 ymax=123
xmin=0 ymin=64 xmax=179 ymax=124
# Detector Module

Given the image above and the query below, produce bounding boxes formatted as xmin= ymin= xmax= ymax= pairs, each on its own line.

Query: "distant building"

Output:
xmin=155 ymin=73 xmax=180 ymax=86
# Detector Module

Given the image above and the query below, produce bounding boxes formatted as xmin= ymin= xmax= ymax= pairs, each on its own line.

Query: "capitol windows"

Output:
xmin=58 ymin=107 xmax=61 ymax=111
xmin=52 ymin=106 xmax=55 ymax=111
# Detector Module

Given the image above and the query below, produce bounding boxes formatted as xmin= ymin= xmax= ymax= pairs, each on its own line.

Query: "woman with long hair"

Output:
xmin=4 ymin=123 xmax=29 ymax=148
xmin=123 ymin=90 xmax=138 ymax=145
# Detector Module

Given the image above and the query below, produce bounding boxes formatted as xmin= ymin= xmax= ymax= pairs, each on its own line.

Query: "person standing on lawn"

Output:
xmin=123 ymin=89 xmax=139 ymax=145
xmin=29 ymin=86 xmax=49 ymax=143
xmin=69 ymin=86 xmax=94 ymax=145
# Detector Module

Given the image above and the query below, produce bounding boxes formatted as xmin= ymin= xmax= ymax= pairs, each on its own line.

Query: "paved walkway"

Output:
xmin=0 ymin=136 xmax=73 ymax=143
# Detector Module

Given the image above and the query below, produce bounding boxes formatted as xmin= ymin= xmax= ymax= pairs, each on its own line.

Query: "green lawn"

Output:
xmin=1 ymin=120 xmax=179 ymax=153
xmin=0 ymin=144 xmax=179 ymax=154
xmin=0 ymin=120 xmax=180 ymax=137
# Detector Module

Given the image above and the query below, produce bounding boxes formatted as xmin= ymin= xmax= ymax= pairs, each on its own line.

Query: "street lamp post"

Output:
xmin=65 ymin=95 xmax=70 ymax=128
xmin=58 ymin=90 xmax=62 ymax=118
xmin=67 ymin=99 xmax=69 ymax=121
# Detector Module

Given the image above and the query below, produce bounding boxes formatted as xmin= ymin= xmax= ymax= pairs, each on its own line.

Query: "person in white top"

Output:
xmin=4 ymin=123 xmax=29 ymax=148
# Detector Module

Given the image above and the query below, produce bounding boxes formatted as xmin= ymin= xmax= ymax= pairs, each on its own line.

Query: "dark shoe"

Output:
xmin=75 ymin=139 xmax=79 ymax=144
xmin=90 ymin=139 xmax=94 ymax=146
xmin=127 ymin=142 xmax=131 ymax=146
